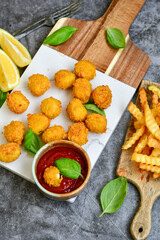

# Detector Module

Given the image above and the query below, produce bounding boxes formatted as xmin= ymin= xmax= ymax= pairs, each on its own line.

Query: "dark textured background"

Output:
xmin=1 ymin=0 xmax=160 ymax=239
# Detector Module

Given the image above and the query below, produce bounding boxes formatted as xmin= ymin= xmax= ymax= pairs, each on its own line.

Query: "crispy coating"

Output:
xmin=4 ymin=121 xmax=25 ymax=144
xmin=43 ymin=166 xmax=63 ymax=187
xmin=40 ymin=97 xmax=62 ymax=119
xmin=74 ymin=60 xmax=96 ymax=80
xmin=27 ymin=113 xmax=51 ymax=135
xmin=6 ymin=91 xmax=29 ymax=114
xmin=0 ymin=143 xmax=21 ymax=163
xmin=68 ymin=122 xmax=88 ymax=146
xmin=72 ymin=78 xmax=92 ymax=103
xmin=92 ymin=85 xmax=112 ymax=109
xmin=42 ymin=125 xmax=67 ymax=143
xmin=28 ymin=74 xmax=51 ymax=96
xmin=85 ymin=113 xmax=107 ymax=133
xmin=66 ymin=98 xmax=87 ymax=122
xmin=54 ymin=70 xmax=76 ymax=89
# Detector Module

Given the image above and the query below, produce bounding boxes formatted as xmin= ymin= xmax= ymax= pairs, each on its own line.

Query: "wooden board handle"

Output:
xmin=101 ymin=0 xmax=146 ymax=35
xmin=130 ymin=194 xmax=153 ymax=240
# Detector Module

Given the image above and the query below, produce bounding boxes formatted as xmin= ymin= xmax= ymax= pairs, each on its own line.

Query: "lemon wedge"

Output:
xmin=0 ymin=28 xmax=32 ymax=67
xmin=0 ymin=49 xmax=20 ymax=92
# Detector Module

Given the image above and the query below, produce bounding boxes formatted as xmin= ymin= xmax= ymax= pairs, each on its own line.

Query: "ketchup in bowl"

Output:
xmin=36 ymin=146 xmax=88 ymax=194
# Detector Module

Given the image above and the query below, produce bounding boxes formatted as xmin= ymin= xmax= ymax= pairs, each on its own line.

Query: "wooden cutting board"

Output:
xmin=117 ymin=80 xmax=160 ymax=240
xmin=47 ymin=0 xmax=150 ymax=89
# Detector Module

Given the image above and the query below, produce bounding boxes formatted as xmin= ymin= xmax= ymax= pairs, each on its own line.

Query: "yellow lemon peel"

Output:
xmin=0 ymin=49 xmax=20 ymax=92
xmin=0 ymin=28 xmax=32 ymax=67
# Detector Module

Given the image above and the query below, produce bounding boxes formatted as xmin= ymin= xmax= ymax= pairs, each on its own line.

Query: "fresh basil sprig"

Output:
xmin=0 ymin=90 xmax=7 ymax=108
xmin=54 ymin=158 xmax=84 ymax=180
xmin=106 ymin=26 xmax=126 ymax=48
xmin=43 ymin=26 xmax=78 ymax=46
xmin=24 ymin=129 xmax=41 ymax=155
xmin=99 ymin=177 xmax=127 ymax=217
xmin=84 ymin=103 xmax=106 ymax=117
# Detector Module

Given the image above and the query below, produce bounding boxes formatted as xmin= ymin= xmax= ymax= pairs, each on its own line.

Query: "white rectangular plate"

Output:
xmin=0 ymin=44 xmax=135 ymax=185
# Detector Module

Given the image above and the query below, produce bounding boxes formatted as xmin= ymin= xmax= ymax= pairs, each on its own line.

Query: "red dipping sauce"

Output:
xmin=36 ymin=146 xmax=88 ymax=194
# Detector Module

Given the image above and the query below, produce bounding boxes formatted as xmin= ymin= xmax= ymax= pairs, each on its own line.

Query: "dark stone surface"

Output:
xmin=0 ymin=0 xmax=160 ymax=239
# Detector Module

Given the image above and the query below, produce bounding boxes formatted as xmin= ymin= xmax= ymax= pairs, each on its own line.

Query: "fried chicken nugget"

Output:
xmin=85 ymin=113 xmax=107 ymax=133
xmin=6 ymin=91 xmax=30 ymax=114
xmin=28 ymin=74 xmax=51 ymax=96
xmin=66 ymin=98 xmax=87 ymax=122
xmin=4 ymin=121 xmax=25 ymax=144
xmin=72 ymin=78 xmax=92 ymax=103
xmin=68 ymin=122 xmax=88 ymax=146
xmin=42 ymin=125 xmax=67 ymax=143
xmin=0 ymin=143 xmax=21 ymax=163
xmin=54 ymin=70 xmax=76 ymax=89
xmin=92 ymin=85 xmax=112 ymax=109
xmin=40 ymin=97 xmax=62 ymax=119
xmin=74 ymin=60 xmax=96 ymax=80
xmin=27 ymin=113 xmax=51 ymax=135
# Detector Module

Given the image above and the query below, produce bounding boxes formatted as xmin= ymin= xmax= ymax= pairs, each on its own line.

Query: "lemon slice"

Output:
xmin=0 ymin=28 xmax=32 ymax=67
xmin=0 ymin=49 xmax=20 ymax=92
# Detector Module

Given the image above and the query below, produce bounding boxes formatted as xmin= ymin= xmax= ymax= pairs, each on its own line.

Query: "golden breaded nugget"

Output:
xmin=72 ymin=78 xmax=92 ymax=103
xmin=40 ymin=97 xmax=62 ymax=119
xmin=6 ymin=91 xmax=29 ymax=114
xmin=27 ymin=113 xmax=50 ymax=135
xmin=68 ymin=122 xmax=88 ymax=146
xmin=42 ymin=125 xmax=67 ymax=143
xmin=28 ymin=74 xmax=51 ymax=96
xmin=92 ymin=85 xmax=112 ymax=109
xmin=43 ymin=166 xmax=63 ymax=187
xmin=0 ymin=143 xmax=21 ymax=163
xmin=54 ymin=70 xmax=76 ymax=89
xmin=66 ymin=98 xmax=87 ymax=122
xmin=4 ymin=120 xmax=25 ymax=144
xmin=74 ymin=60 xmax=96 ymax=80
xmin=85 ymin=113 xmax=107 ymax=133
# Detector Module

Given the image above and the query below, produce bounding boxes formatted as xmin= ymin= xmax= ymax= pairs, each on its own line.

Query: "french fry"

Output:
xmin=144 ymin=102 xmax=160 ymax=141
xmin=139 ymin=88 xmax=147 ymax=109
xmin=139 ymin=163 xmax=160 ymax=174
xmin=122 ymin=126 xmax=145 ymax=150
xmin=151 ymin=148 xmax=160 ymax=157
xmin=153 ymin=172 xmax=160 ymax=179
xmin=134 ymin=133 xmax=148 ymax=153
xmin=134 ymin=120 xmax=143 ymax=129
xmin=131 ymin=152 xmax=160 ymax=166
xmin=127 ymin=102 xmax=144 ymax=122
xmin=147 ymin=135 xmax=160 ymax=149
xmin=155 ymin=116 xmax=160 ymax=126
xmin=152 ymin=91 xmax=159 ymax=108
xmin=148 ymin=85 xmax=160 ymax=98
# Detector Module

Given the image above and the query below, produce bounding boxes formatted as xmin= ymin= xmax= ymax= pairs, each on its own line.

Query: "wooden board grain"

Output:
xmin=117 ymin=80 xmax=160 ymax=240
xmin=46 ymin=0 xmax=150 ymax=88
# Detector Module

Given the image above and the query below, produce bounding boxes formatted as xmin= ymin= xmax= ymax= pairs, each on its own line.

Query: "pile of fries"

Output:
xmin=122 ymin=85 xmax=160 ymax=179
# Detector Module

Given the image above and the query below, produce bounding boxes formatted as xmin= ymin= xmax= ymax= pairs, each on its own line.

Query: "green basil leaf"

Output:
xmin=99 ymin=177 xmax=127 ymax=217
xmin=83 ymin=103 xmax=106 ymax=117
xmin=0 ymin=89 xmax=7 ymax=108
xmin=54 ymin=158 xmax=84 ymax=179
xmin=106 ymin=26 xmax=126 ymax=48
xmin=24 ymin=129 xmax=41 ymax=155
xmin=43 ymin=26 xmax=78 ymax=46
